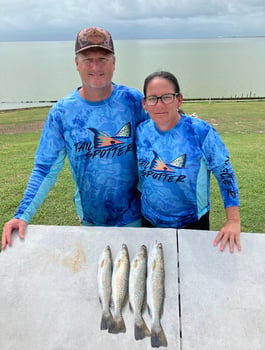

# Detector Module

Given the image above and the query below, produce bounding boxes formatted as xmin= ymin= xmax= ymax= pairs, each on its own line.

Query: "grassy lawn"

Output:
xmin=0 ymin=100 xmax=265 ymax=242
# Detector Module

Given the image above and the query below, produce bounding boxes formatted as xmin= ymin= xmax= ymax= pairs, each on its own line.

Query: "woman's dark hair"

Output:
xmin=143 ymin=71 xmax=180 ymax=96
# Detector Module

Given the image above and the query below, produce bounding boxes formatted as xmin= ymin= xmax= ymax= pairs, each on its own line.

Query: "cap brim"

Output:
xmin=75 ymin=45 xmax=114 ymax=54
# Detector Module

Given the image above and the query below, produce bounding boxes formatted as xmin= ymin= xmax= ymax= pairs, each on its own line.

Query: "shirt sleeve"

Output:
xmin=202 ymin=127 xmax=240 ymax=208
xmin=14 ymin=107 xmax=67 ymax=222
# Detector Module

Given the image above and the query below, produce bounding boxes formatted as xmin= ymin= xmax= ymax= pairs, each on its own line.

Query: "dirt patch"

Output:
xmin=0 ymin=121 xmax=44 ymax=134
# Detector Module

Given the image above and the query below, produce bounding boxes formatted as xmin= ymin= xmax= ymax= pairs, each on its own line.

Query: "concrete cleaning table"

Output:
xmin=0 ymin=225 xmax=264 ymax=350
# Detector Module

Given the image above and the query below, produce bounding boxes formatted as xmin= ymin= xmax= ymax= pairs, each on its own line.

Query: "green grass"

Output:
xmin=0 ymin=107 xmax=50 ymax=125
xmin=184 ymin=100 xmax=265 ymax=134
xmin=0 ymin=101 xmax=265 ymax=242
xmin=0 ymin=131 xmax=79 ymax=228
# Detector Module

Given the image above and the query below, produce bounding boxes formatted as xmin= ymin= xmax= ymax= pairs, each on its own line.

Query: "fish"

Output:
xmin=147 ymin=241 xmax=167 ymax=348
xmin=97 ymin=245 xmax=113 ymax=330
xmin=108 ymin=243 xmax=130 ymax=334
xmin=129 ymin=244 xmax=150 ymax=340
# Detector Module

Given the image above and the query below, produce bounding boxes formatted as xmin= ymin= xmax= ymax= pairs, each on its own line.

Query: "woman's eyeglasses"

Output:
xmin=144 ymin=93 xmax=179 ymax=106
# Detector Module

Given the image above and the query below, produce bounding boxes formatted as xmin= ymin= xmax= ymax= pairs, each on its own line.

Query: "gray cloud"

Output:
xmin=0 ymin=0 xmax=264 ymax=41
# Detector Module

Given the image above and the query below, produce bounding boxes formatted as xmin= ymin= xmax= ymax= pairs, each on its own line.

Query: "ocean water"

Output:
xmin=0 ymin=37 xmax=264 ymax=109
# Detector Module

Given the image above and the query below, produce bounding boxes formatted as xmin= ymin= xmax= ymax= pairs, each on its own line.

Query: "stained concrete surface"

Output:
xmin=178 ymin=229 xmax=265 ymax=350
xmin=0 ymin=225 xmax=180 ymax=350
xmin=1 ymin=226 xmax=264 ymax=350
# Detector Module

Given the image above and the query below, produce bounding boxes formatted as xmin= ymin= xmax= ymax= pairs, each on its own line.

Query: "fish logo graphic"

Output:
xmin=150 ymin=151 xmax=186 ymax=172
xmin=88 ymin=123 xmax=131 ymax=148
xmin=88 ymin=129 xmax=123 ymax=148
xmin=150 ymin=152 xmax=174 ymax=172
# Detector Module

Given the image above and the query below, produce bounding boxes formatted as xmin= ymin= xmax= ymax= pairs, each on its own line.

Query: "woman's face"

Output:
xmin=143 ymin=77 xmax=183 ymax=131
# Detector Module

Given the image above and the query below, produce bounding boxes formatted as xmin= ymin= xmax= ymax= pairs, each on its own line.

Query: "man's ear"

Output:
xmin=112 ymin=55 xmax=116 ymax=71
xmin=142 ymin=97 xmax=147 ymax=110
xmin=75 ymin=56 xmax=79 ymax=71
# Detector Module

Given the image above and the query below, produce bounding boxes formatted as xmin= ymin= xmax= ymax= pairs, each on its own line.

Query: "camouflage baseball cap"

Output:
xmin=75 ymin=27 xmax=114 ymax=54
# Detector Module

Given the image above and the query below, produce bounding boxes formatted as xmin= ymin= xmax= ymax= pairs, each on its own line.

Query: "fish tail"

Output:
xmin=151 ymin=324 xmax=168 ymax=348
xmin=100 ymin=311 xmax=114 ymax=330
xmin=108 ymin=315 xmax=126 ymax=334
xmin=135 ymin=318 xmax=151 ymax=340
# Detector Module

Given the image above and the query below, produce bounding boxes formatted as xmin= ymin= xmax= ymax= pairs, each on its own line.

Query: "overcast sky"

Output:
xmin=1 ymin=0 xmax=265 ymax=41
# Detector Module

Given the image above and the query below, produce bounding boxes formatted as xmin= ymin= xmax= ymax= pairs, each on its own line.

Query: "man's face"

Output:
xmin=75 ymin=48 xmax=116 ymax=90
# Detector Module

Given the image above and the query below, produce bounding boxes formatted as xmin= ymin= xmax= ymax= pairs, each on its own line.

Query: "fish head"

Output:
xmin=98 ymin=245 xmax=113 ymax=269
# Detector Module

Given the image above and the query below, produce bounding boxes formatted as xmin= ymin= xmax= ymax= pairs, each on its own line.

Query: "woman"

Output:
xmin=136 ymin=71 xmax=241 ymax=252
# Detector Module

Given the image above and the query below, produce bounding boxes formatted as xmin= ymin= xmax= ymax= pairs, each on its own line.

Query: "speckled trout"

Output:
xmin=147 ymin=241 xmax=167 ymax=348
xmin=129 ymin=244 xmax=150 ymax=340
xmin=108 ymin=243 xmax=130 ymax=334
xmin=97 ymin=245 xmax=113 ymax=330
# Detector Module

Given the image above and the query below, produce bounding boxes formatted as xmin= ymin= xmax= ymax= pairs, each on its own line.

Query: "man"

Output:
xmin=2 ymin=27 xmax=147 ymax=249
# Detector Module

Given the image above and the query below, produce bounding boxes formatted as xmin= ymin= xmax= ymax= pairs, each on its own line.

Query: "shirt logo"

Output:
xmin=150 ymin=151 xmax=186 ymax=172
xmin=88 ymin=122 xmax=131 ymax=148
xmin=74 ymin=122 xmax=133 ymax=159
xmin=139 ymin=151 xmax=187 ymax=184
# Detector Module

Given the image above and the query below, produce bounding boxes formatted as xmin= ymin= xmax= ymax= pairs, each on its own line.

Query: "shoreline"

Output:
xmin=1 ymin=97 xmax=265 ymax=113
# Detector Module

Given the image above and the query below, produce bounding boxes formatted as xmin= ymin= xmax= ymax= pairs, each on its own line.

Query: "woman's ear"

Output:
xmin=177 ymin=93 xmax=183 ymax=106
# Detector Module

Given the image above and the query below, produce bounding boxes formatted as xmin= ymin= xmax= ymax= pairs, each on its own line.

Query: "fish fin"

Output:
xmin=108 ymin=315 xmax=126 ymax=334
xmin=100 ymin=311 xmax=114 ymax=331
xmin=129 ymin=302 xmax=133 ymax=313
xmin=147 ymin=304 xmax=151 ymax=317
xmin=151 ymin=324 xmax=168 ymax=348
xmin=135 ymin=318 xmax=151 ymax=340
